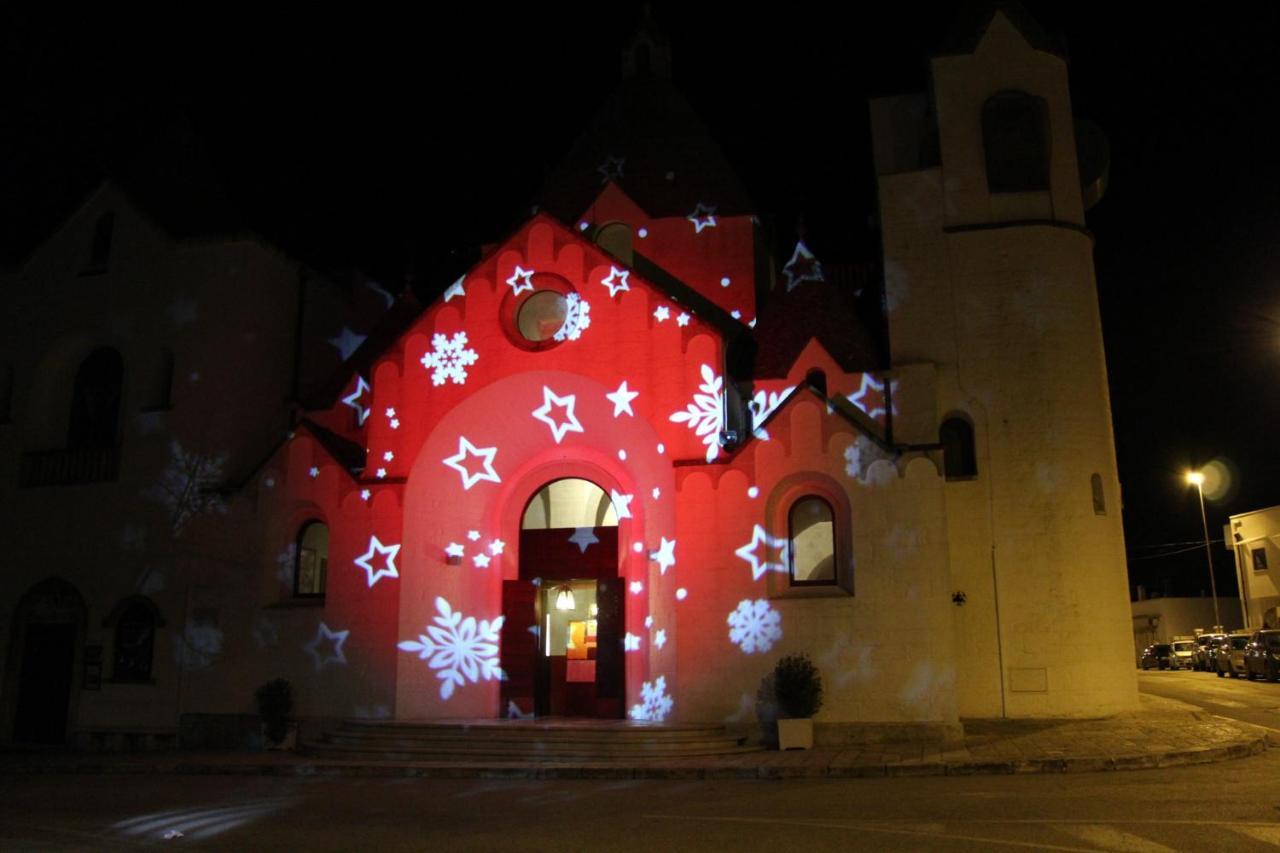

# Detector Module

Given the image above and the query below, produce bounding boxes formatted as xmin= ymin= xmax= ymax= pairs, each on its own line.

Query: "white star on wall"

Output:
xmin=383 ymin=451 xmax=394 ymax=462
xmin=735 ymin=525 xmax=789 ymax=581
xmin=446 ymin=542 xmax=465 ymax=559
xmin=676 ymin=312 xmax=690 ymax=327
xmin=630 ymin=581 xmax=644 ymax=594
xmin=389 ymin=419 xmax=400 ymax=430
xmin=360 ymin=489 xmax=371 ymax=501
xmin=467 ymin=530 xmax=481 ymax=542
xmin=610 ymin=489 xmax=634 ymax=519
xmin=568 ymin=527 xmax=599 ymax=553
xmin=653 ymin=628 xmax=667 ymax=649
xmin=489 ymin=539 xmax=505 ymax=555
xmin=650 ymin=537 xmax=676 ymax=575
xmin=474 ymin=554 xmax=490 ymax=568
xmin=653 ymin=306 xmax=670 ymax=322
xmin=354 ymin=535 xmax=401 ymax=587
xmin=376 ymin=468 xmax=387 ymax=479
xmin=651 ymin=487 xmax=660 ymax=500
xmin=532 ymin=387 xmax=584 ymax=445
xmin=601 ymin=266 xmax=631 ymax=297
xmin=303 ymin=622 xmax=349 ymax=671
xmin=443 ymin=437 xmax=501 ymax=490
xmin=506 ymin=265 xmax=535 ymax=296
xmin=385 ymin=408 xmax=396 ymax=418
xmin=328 ymin=327 xmax=367 ymax=362
xmin=309 ymin=467 xmax=319 ymax=478
xmin=687 ymin=202 xmax=717 ymax=234
xmin=606 ymin=381 xmax=639 ymax=417
xmin=342 ymin=376 xmax=372 ymax=425
xmin=782 ymin=240 xmax=825 ymax=292
xmin=624 ymin=633 xmax=640 ymax=652
xmin=597 ymin=154 xmax=625 ymax=184
xmin=443 ymin=276 xmax=466 ymax=302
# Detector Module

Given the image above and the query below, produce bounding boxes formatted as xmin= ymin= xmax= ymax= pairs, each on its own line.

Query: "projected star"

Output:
xmin=597 ymin=154 xmax=625 ymax=184
xmin=474 ymin=554 xmax=490 ymax=568
xmin=600 ymin=266 xmax=631 ymax=297
xmin=532 ymin=387 xmax=584 ymax=445
xmin=386 ymin=407 xmax=396 ymax=418
xmin=354 ymin=535 xmax=401 ymax=587
xmin=650 ymin=537 xmax=676 ymax=575
xmin=782 ymin=240 xmax=825 ymax=292
xmin=506 ymin=265 xmax=535 ymax=296
xmin=303 ymin=622 xmax=349 ymax=671
xmin=735 ymin=525 xmax=789 ymax=581
xmin=445 ymin=542 xmax=465 ymax=559
xmin=443 ymin=437 xmax=501 ymax=490
xmin=847 ymin=373 xmax=887 ymax=421
xmin=467 ymin=530 xmax=481 ymax=542
xmin=653 ymin=628 xmax=667 ymax=649
xmin=389 ymin=419 xmax=400 ymax=430
xmin=676 ymin=312 xmax=691 ymax=327
xmin=606 ymin=381 xmax=639 ymax=417
xmin=687 ymin=202 xmax=717 ymax=234
xmin=360 ymin=489 xmax=371 ymax=501
xmin=443 ymin=276 xmax=466 ymax=302
xmin=569 ymin=527 xmax=599 ymax=553
xmin=383 ymin=451 xmax=394 ymax=462
xmin=376 ymin=468 xmax=387 ymax=479
xmin=610 ymin=489 xmax=634 ymax=519
xmin=630 ymin=581 xmax=644 ymax=594
xmin=653 ymin=305 xmax=670 ymax=322
xmin=489 ymin=539 xmax=505 ymax=555
xmin=342 ymin=376 xmax=372 ymax=425
xmin=624 ymin=632 xmax=640 ymax=651
xmin=329 ymin=327 xmax=367 ymax=362
xmin=652 ymin=487 xmax=661 ymax=499
xmin=308 ymin=466 xmax=319 ymax=478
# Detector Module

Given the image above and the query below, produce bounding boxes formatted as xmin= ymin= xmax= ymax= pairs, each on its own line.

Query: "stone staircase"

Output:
xmin=302 ymin=718 xmax=757 ymax=762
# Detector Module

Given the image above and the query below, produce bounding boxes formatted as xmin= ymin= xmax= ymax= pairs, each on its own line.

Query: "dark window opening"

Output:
xmin=982 ymin=91 xmax=1051 ymax=193
xmin=295 ymin=521 xmax=329 ymax=597
xmin=789 ymin=496 xmax=836 ymax=585
xmin=1253 ymin=548 xmax=1269 ymax=573
xmin=67 ymin=347 xmax=123 ymax=449
xmin=805 ymin=369 xmax=827 ymax=398
xmin=112 ymin=599 xmax=156 ymax=682
xmin=940 ymin=416 xmax=977 ymax=480
xmin=1091 ymin=473 xmax=1106 ymax=515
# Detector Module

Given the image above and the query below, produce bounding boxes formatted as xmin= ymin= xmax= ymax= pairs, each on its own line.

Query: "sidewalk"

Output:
xmin=2 ymin=695 xmax=1271 ymax=780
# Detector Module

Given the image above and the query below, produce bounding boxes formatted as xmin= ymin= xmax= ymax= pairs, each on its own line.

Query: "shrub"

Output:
xmin=772 ymin=653 xmax=823 ymax=719
xmin=255 ymin=678 xmax=293 ymax=744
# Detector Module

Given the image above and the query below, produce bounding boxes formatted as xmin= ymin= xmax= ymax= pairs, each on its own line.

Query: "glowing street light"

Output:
xmin=1185 ymin=469 xmax=1221 ymax=630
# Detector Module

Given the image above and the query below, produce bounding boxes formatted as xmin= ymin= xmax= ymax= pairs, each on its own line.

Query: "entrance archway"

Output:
xmin=5 ymin=578 xmax=86 ymax=744
xmin=501 ymin=478 xmax=623 ymax=718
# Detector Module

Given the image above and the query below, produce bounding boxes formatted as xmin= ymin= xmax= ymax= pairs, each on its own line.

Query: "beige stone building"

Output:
xmin=1227 ymin=506 xmax=1280 ymax=629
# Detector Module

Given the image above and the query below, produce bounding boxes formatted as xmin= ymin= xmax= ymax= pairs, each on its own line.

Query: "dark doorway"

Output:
xmin=14 ymin=624 xmax=77 ymax=743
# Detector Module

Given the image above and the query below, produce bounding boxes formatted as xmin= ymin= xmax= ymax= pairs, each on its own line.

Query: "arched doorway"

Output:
xmin=6 ymin=578 xmax=86 ymax=744
xmin=501 ymin=478 xmax=623 ymax=718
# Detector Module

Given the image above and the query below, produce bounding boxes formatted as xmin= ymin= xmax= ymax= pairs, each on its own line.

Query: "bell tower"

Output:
xmin=871 ymin=5 xmax=1137 ymax=717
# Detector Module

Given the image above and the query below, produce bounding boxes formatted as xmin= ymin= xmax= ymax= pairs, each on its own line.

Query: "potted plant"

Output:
xmin=770 ymin=653 xmax=823 ymax=750
xmin=255 ymin=678 xmax=296 ymax=750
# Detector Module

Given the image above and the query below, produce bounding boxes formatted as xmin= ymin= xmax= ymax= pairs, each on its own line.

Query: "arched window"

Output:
xmin=88 ymin=211 xmax=114 ymax=271
xmin=789 ymin=496 xmax=836 ymax=585
xmin=521 ymin=479 xmax=618 ymax=530
xmin=982 ymin=91 xmax=1050 ymax=193
xmin=109 ymin=597 xmax=161 ymax=682
xmin=940 ymin=416 xmax=977 ymax=480
xmin=1091 ymin=473 xmax=1106 ymax=515
xmin=67 ymin=347 xmax=123 ymax=448
xmin=595 ymin=223 xmax=633 ymax=265
xmin=295 ymin=522 xmax=329 ymax=597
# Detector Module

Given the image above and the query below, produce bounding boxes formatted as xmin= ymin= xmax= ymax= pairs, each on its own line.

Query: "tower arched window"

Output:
xmin=940 ymin=416 xmax=977 ymax=480
xmin=295 ymin=521 xmax=329 ymax=598
xmin=67 ymin=347 xmax=123 ymax=448
xmin=789 ymin=496 xmax=836 ymax=586
xmin=982 ymin=91 xmax=1051 ymax=193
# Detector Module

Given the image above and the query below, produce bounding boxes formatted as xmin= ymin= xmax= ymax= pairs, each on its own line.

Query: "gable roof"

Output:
xmin=752 ymin=277 xmax=882 ymax=379
xmin=936 ymin=2 xmax=1066 ymax=59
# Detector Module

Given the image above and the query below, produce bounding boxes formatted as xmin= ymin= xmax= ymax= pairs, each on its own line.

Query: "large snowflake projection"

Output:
xmin=354 ymin=535 xmax=400 ymax=587
xmin=735 ymin=525 xmax=790 ymax=580
xmin=398 ymin=597 xmax=504 ymax=700
xmin=669 ymin=364 xmax=724 ymax=462
xmin=847 ymin=373 xmax=889 ymax=422
xmin=600 ymin=266 xmax=630 ymax=297
xmin=552 ymin=293 xmax=591 ymax=341
xmin=532 ymin=387 xmax=584 ymax=444
xmin=443 ymin=436 xmax=501 ymax=490
xmin=782 ymin=240 xmax=825 ymax=291
xmin=687 ymin=202 xmax=717 ymax=234
xmin=421 ymin=331 xmax=478 ymax=386
xmin=629 ymin=675 xmax=674 ymax=722
xmin=749 ymin=387 xmax=793 ymax=440
xmin=149 ymin=441 xmax=228 ymax=536
xmin=727 ymin=599 xmax=782 ymax=654
xmin=303 ymin=622 xmax=349 ymax=671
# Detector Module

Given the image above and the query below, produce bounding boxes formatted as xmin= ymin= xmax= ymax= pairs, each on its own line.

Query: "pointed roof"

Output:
xmin=752 ymin=276 xmax=882 ymax=379
xmin=936 ymin=1 xmax=1065 ymax=59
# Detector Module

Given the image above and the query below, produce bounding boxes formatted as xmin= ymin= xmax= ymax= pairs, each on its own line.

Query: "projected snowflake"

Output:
xmin=149 ymin=441 xmax=228 ymax=536
xmin=601 ymin=266 xmax=630 ymax=297
xmin=421 ymin=331 xmax=478 ymax=386
xmin=398 ymin=597 xmax=504 ymax=700
xmin=354 ymin=535 xmax=400 ymax=587
xmin=607 ymin=381 xmax=639 ymax=417
xmin=727 ymin=599 xmax=782 ymax=654
xmin=342 ymin=376 xmax=372 ymax=425
xmin=687 ymin=202 xmax=717 ymax=234
xmin=782 ymin=240 xmax=824 ymax=291
xmin=749 ymin=387 xmax=793 ymax=440
xmin=303 ymin=622 xmax=349 ymax=671
xmin=506 ymin=265 xmax=535 ymax=296
xmin=553 ymin=293 xmax=591 ymax=341
xmin=532 ymin=387 xmax=584 ymax=444
xmin=735 ymin=525 xmax=790 ymax=580
xmin=443 ymin=437 xmax=501 ymax=490
xmin=629 ymin=675 xmax=674 ymax=722
xmin=669 ymin=364 xmax=724 ymax=462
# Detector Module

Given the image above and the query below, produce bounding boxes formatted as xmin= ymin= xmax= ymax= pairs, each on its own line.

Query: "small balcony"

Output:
xmin=20 ymin=446 xmax=120 ymax=488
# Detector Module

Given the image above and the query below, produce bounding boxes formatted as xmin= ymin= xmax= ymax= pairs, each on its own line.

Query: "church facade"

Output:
xmin=0 ymin=8 xmax=1137 ymax=747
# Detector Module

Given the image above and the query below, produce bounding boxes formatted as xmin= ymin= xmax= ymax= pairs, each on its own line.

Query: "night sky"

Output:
xmin=4 ymin=3 xmax=1279 ymax=599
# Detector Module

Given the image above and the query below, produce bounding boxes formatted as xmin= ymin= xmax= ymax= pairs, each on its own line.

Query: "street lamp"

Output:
xmin=1185 ymin=469 xmax=1222 ymax=630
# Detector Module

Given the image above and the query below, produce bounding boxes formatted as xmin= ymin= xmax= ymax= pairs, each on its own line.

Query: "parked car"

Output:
xmin=1170 ymin=640 xmax=1196 ymax=670
xmin=1194 ymin=633 xmax=1227 ymax=671
xmin=1245 ymin=630 xmax=1280 ymax=682
xmin=1215 ymin=633 xmax=1251 ymax=678
xmin=1140 ymin=644 xmax=1173 ymax=670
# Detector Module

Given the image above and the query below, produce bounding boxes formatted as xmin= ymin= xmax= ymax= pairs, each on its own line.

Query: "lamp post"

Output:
xmin=1185 ymin=470 xmax=1222 ymax=630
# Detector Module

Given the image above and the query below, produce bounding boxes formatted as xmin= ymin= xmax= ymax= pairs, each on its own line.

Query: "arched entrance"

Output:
xmin=501 ymin=478 xmax=623 ymax=718
xmin=5 ymin=578 xmax=86 ymax=744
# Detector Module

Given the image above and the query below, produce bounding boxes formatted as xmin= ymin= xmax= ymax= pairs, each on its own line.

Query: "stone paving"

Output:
xmin=1 ymin=694 xmax=1272 ymax=780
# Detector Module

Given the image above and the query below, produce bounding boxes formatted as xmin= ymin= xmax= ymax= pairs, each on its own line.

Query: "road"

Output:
xmin=1138 ymin=668 xmax=1280 ymax=738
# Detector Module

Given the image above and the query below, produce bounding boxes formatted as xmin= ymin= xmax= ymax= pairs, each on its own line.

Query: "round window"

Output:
xmin=517 ymin=291 xmax=568 ymax=342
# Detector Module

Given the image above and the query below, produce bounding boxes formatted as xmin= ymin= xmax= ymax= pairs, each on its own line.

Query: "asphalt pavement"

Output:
xmin=1137 ymin=669 xmax=1280 ymax=740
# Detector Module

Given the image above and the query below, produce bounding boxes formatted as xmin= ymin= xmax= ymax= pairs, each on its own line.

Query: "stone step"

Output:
xmin=316 ymin=733 xmax=746 ymax=752
xmin=329 ymin=725 xmax=733 ymax=744
xmin=300 ymin=740 xmax=760 ymax=763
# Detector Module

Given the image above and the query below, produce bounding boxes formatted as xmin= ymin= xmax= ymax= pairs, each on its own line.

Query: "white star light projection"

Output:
xmin=782 ymin=240 xmax=825 ymax=291
xmin=676 ymin=312 xmax=691 ymax=327
xmin=847 ymin=373 xmax=889 ymax=421
xmin=398 ymin=597 xmax=504 ymax=700
xmin=600 ymin=266 xmax=630 ymax=297
xmin=328 ymin=327 xmax=367 ymax=361
xmin=443 ymin=437 xmax=501 ymax=490
xmin=568 ymin=527 xmax=599 ymax=553
xmin=653 ymin=305 xmax=670 ymax=322
xmin=610 ymin=489 xmax=634 ymax=519
xmin=606 ymin=381 xmax=639 ymax=417
xmin=442 ymin=276 xmax=466 ymax=302
xmin=669 ymin=364 xmax=725 ymax=463
xmin=650 ymin=537 xmax=676 ymax=575
xmin=446 ymin=542 xmax=465 ymax=559
xmin=421 ymin=331 xmax=478 ymax=386
xmin=735 ymin=525 xmax=790 ymax=580
xmin=506 ymin=265 xmax=535 ymax=295
xmin=653 ymin=628 xmax=667 ymax=649
xmin=624 ymin=633 xmax=641 ymax=651
xmin=687 ymin=202 xmax=717 ymax=234
xmin=303 ymin=622 xmax=350 ymax=671
xmin=532 ymin=387 xmax=584 ymax=444
xmin=727 ymin=599 xmax=782 ymax=654
xmin=597 ymin=154 xmax=625 ymax=183
xmin=342 ymin=377 xmax=372 ymax=425
xmin=354 ymin=535 xmax=401 ymax=587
